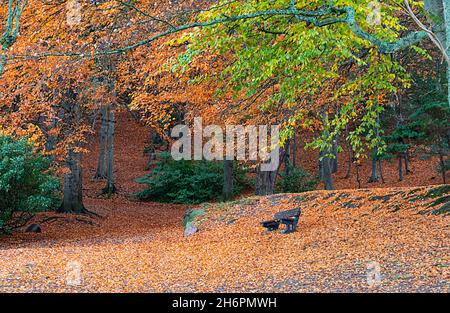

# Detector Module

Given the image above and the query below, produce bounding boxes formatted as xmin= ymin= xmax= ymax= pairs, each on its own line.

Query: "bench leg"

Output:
xmin=282 ymin=222 xmax=292 ymax=234
xmin=292 ymin=218 xmax=299 ymax=232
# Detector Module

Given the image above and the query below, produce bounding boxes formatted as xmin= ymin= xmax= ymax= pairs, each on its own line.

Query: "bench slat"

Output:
xmin=274 ymin=208 xmax=301 ymax=220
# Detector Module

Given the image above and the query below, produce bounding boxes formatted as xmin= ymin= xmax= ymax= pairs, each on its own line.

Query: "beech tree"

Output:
xmin=1 ymin=0 xmax=448 ymax=198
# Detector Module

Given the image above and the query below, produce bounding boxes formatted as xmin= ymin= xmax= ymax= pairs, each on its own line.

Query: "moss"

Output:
xmin=182 ymin=208 xmax=205 ymax=227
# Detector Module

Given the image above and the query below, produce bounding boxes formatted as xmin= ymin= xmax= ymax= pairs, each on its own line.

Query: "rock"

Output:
xmin=184 ymin=223 xmax=198 ymax=237
xmin=182 ymin=208 xmax=205 ymax=227
xmin=25 ymin=224 xmax=41 ymax=233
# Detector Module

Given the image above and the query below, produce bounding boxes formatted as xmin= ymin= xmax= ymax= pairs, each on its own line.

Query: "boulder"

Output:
xmin=182 ymin=208 xmax=205 ymax=227
xmin=184 ymin=223 xmax=198 ymax=237
xmin=25 ymin=224 xmax=41 ymax=233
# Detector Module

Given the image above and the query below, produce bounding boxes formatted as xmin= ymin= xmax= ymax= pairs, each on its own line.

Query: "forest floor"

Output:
xmin=0 ymin=112 xmax=448 ymax=292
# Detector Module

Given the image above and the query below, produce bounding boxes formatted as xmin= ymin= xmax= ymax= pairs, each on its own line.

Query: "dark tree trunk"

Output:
xmin=319 ymin=151 xmax=334 ymax=189
xmin=322 ymin=156 xmax=334 ymax=190
xmin=378 ymin=160 xmax=385 ymax=183
xmin=369 ymin=148 xmax=378 ymax=183
xmin=318 ymin=149 xmax=324 ymax=179
xmin=439 ymin=153 xmax=447 ymax=184
xmin=398 ymin=155 xmax=404 ymax=181
xmin=103 ymin=107 xmax=116 ymax=194
xmin=344 ymin=125 xmax=352 ymax=179
xmin=94 ymin=106 xmax=108 ymax=179
xmin=319 ymin=112 xmax=334 ymax=190
xmin=43 ymin=117 xmax=58 ymax=163
xmin=355 ymin=162 xmax=362 ymax=189
xmin=331 ymin=135 xmax=338 ymax=173
xmin=284 ymin=140 xmax=291 ymax=176
xmin=404 ymin=151 xmax=411 ymax=174
xmin=292 ymin=132 xmax=297 ymax=167
xmin=345 ymin=152 xmax=352 ymax=179
xmin=369 ymin=112 xmax=380 ymax=183
xmin=223 ymin=160 xmax=233 ymax=201
xmin=255 ymin=164 xmax=278 ymax=196
xmin=58 ymin=149 xmax=86 ymax=213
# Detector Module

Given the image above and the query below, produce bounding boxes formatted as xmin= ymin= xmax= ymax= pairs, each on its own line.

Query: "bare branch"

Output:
xmin=403 ymin=0 xmax=449 ymax=64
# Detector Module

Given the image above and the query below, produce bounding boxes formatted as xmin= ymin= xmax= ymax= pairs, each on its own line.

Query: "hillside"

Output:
xmin=0 ymin=184 xmax=448 ymax=292
xmin=0 ymin=112 xmax=448 ymax=292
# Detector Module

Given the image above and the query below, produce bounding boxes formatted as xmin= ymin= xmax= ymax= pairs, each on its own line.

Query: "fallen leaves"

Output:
xmin=0 ymin=113 xmax=448 ymax=292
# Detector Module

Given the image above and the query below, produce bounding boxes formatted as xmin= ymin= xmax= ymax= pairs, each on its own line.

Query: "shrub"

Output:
xmin=0 ymin=135 xmax=60 ymax=233
xmin=277 ymin=164 xmax=318 ymax=193
xmin=135 ymin=152 xmax=250 ymax=204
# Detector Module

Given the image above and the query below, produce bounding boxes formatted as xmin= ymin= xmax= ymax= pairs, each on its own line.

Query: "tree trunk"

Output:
xmin=319 ymin=147 xmax=334 ymax=189
xmin=355 ymin=162 xmax=362 ymax=189
xmin=58 ymin=149 xmax=86 ymax=213
xmin=345 ymin=152 xmax=352 ymax=179
xmin=103 ymin=107 xmax=116 ymax=194
xmin=344 ymin=125 xmax=352 ymax=179
xmin=442 ymin=0 xmax=450 ymax=108
xmin=322 ymin=155 xmax=334 ymax=190
xmin=369 ymin=112 xmax=380 ymax=183
xmin=94 ymin=106 xmax=108 ymax=179
xmin=439 ymin=152 xmax=447 ymax=184
xmin=255 ymin=163 xmax=278 ymax=196
xmin=424 ymin=0 xmax=449 ymax=108
xmin=292 ymin=132 xmax=297 ymax=167
xmin=369 ymin=150 xmax=378 ymax=183
xmin=424 ymin=0 xmax=446 ymax=44
xmin=398 ymin=155 xmax=404 ymax=181
xmin=404 ymin=151 xmax=410 ymax=174
xmin=284 ymin=139 xmax=291 ymax=176
xmin=378 ymin=160 xmax=385 ymax=183
xmin=223 ymin=160 xmax=233 ymax=201
xmin=318 ymin=149 xmax=324 ymax=180
xmin=319 ymin=112 xmax=334 ymax=190
xmin=331 ymin=135 xmax=338 ymax=173
xmin=43 ymin=117 xmax=58 ymax=162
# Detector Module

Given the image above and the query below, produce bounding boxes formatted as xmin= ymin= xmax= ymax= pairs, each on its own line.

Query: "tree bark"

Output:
xmin=284 ymin=139 xmax=291 ymax=176
xmin=103 ymin=107 xmax=116 ymax=194
xmin=58 ymin=149 xmax=86 ymax=213
xmin=319 ymin=148 xmax=334 ymax=189
xmin=424 ymin=0 xmax=449 ymax=108
xmin=292 ymin=132 xmax=297 ymax=167
xmin=322 ymin=155 xmax=334 ymax=190
xmin=442 ymin=0 xmax=450 ymax=108
xmin=439 ymin=152 xmax=447 ymax=184
xmin=344 ymin=126 xmax=352 ymax=179
xmin=319 ymin=112 xmax=334 ymax=190
xmin=223 ymin=160 xmax=233 ymax=201
xmin=94 ymin=106 xmax=108 ymax=179
xmin=255 ymin=163 xmax=278 ymax=195
xmin=398 ymin=155 xmax=404 ymax=181
xmin=369 ymin=149 xmax=378 ymax=183
xmin=355 ymin=162 xmax=362 ymax=189
xmin=318 ymin=148 xmax=324 ymax=179
xmin=404 ymin=151 xmax=410 ymax=174
xmin=378 ymin=160 xmax=385 ymax=183
xmin=331 ymin=135 xmax=338 ymax=173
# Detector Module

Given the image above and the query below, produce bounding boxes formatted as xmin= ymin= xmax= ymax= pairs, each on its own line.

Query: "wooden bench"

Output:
xmin=261 ymin=208 xmax=301 ymax=234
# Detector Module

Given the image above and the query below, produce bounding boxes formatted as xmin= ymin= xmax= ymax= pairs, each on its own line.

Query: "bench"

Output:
xmin=261 ymin=208 xmax=301 ymax=234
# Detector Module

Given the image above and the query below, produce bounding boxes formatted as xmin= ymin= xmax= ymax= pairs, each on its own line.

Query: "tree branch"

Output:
xmin=1 ymin=4 xmax=428 ymax=61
